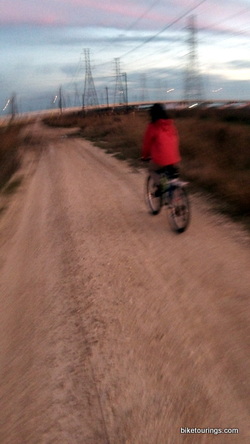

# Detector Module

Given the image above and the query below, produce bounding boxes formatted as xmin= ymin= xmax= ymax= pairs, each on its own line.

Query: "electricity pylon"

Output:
xmin=184 ymin=15 xmax=204 ymax=103
xmin=114 ymin=58 xmax=126 ymax=105
xmin=83 ymin=49 xmax=99 ymax=107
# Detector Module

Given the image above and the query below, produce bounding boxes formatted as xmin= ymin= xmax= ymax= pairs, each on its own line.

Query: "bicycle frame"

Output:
xmin=145 ymin=172 xmax=190 ymax=233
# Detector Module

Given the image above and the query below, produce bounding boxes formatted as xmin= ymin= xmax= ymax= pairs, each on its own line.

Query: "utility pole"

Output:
xmin=105 ymin=87 xmax=109 ymax=108
xmin=83 ymin=49 xmax=99 ymax=108
xmin=58 ymin=86 xmax=63 ymax=114
xmin=122 ymin=73 xmax=128 ymax=107
xmin=10 ymin=93 xmax=18 ymax=120
xmin=184 ymin=15 xmax=204 ymax=103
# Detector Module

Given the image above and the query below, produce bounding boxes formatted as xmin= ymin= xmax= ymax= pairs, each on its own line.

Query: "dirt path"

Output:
xmin=0 ymin=121 xmax=249 ymax=444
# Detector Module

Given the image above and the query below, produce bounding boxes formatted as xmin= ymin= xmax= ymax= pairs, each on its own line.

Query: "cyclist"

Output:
xmin=141 ymin=103 xmax=181 ymax=190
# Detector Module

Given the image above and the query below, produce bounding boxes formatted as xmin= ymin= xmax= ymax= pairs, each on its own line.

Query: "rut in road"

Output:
xmin=0 ymin=123 xmax=249 ymax=443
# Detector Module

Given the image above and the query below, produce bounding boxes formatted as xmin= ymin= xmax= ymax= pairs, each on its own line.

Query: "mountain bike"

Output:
xmin=145 ymin=166 xmax=190 ymax=233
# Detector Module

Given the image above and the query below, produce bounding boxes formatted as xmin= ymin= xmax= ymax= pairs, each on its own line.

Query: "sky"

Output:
xmin=0 ymin=0 xmax=250 ymax=113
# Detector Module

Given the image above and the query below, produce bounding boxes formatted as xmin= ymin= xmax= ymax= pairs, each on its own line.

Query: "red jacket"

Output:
xmin=142 ymin=119 xmax=181 ymax=166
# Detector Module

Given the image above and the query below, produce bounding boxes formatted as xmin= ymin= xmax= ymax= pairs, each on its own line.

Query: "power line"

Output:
xmin=124 ymin=4 xmax=250 ymax=68
xmin=125 ymin=0 xmax=162 ymax=31
xmin=96 ymin=0 xmax=162 ymax=54
xmin=121 ymin=4 xmax=250 ymax=75
xmin=120 ymin=0 xmax=208 ymax=58
xmin=71 ymin=0 xmax=249 ymax=89
xmin=200 ymin=5 xmax=250 ymax=32
xmin=90 ymin=0 xmax=207 ymax=77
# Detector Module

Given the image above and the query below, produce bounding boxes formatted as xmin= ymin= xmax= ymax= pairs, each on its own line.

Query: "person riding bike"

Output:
xmin=141 ymin=103 xmax=181 ymax=191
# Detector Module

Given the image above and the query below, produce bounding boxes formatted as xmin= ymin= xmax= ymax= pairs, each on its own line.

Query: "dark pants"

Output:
xmin=149 ymin=162 xmax=179 ymax=185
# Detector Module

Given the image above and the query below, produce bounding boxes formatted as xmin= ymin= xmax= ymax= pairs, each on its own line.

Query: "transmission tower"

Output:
xmin=74 ymin=83 xmax=81 ymax=107
xmin=184 ymin=15 xmax=204 ymax=103
xmin=83 ymin=49 xmax=99 ymax=107
xmin=140 ymin=74 xmax=149 ymax=102
xmin=114 ymin=58 xmax=126 ymax=105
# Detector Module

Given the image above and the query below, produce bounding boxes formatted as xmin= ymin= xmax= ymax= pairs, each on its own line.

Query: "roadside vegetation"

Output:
xmin=44 ymin=107 xmax=250 ymax=226
xmin=1 ymin=108 xmax=249 ymax=228
xmin=0 ymin=122 xmax=24 ymax=191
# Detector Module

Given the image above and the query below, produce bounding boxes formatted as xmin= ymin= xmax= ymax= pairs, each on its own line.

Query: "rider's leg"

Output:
xmin=149 ymin=162 xmax=161 ymax=186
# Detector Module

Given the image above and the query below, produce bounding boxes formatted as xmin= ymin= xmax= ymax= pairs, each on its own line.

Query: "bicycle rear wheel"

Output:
xmin=146 ymin=175 xmax=162 ymax=215
xmin=167 ymin=186 xmax=190 ymax=233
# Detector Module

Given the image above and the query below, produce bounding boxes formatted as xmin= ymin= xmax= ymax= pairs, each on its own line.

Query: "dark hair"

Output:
xmin=150 ymin=103 xmax=169 ymax=123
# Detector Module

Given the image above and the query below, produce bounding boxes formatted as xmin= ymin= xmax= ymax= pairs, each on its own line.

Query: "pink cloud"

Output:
xmin=0 ymin=0 xmax=249 ymax=33
xmin=0 ymin=0 xmax=166 ymax=27
xmin=0 ymin=0 xmax=66 ymax=25
xmin=59 ymin=0 xmax=148 ymax=23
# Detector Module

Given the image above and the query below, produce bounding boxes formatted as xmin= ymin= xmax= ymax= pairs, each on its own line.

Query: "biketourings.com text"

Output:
xmin=180 ymin=427 xmax=239 ymax=435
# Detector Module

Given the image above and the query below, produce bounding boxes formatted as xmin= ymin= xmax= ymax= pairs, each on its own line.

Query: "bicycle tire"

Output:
xmin=146 ymin=175 xmax=162 ymax=215
xmin=167 ymin=185 xmax=190 ymax=233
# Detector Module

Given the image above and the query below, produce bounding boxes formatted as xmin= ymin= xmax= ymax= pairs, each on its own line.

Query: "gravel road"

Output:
xmin=0 ymin=121 xmax=249 ymax=444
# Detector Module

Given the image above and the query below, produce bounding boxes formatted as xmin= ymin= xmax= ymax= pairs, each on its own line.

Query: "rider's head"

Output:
xmin=150 ymin=103 xmax=169 ymax=123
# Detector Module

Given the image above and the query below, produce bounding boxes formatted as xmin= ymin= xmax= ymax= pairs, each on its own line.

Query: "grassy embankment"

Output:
xmin=43 ymin=108 xmax=250 ymax=226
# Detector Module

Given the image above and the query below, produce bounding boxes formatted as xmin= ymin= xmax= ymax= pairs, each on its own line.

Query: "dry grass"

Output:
xmin=78 ymin=112 xmax=147 ymax=166
xmin=0 ymin=123 xmax=24 ymax=189
xmin=176 ymin=118 xmax=250 ymax=219
xmin=43 ymin=113 xmax=82 ymax=128
xmin=44 ymin=109 xmax=250 ymax=224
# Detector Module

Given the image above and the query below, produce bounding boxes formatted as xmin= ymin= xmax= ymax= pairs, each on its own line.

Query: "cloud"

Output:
xmin=0 ymin=1 xmax=66 ymax=26
xmin=0 ymin=0 xmax=218 ymax=29
xmin=1 ymin=0 xmax=250 ymax=112
xmin=227 ymin=60 xmax=250 ymax=70
xmin=60 ymin=63 xmax=78 ymax=77
xmin=0 ymin=0 xmax=157 ymax=27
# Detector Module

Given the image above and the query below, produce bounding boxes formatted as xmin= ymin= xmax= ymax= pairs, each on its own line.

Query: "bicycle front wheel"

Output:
xmin=146 ymin=175 xmax=162 ymax=215
xmin=167 ymin=186 xmax=190 ymax=233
